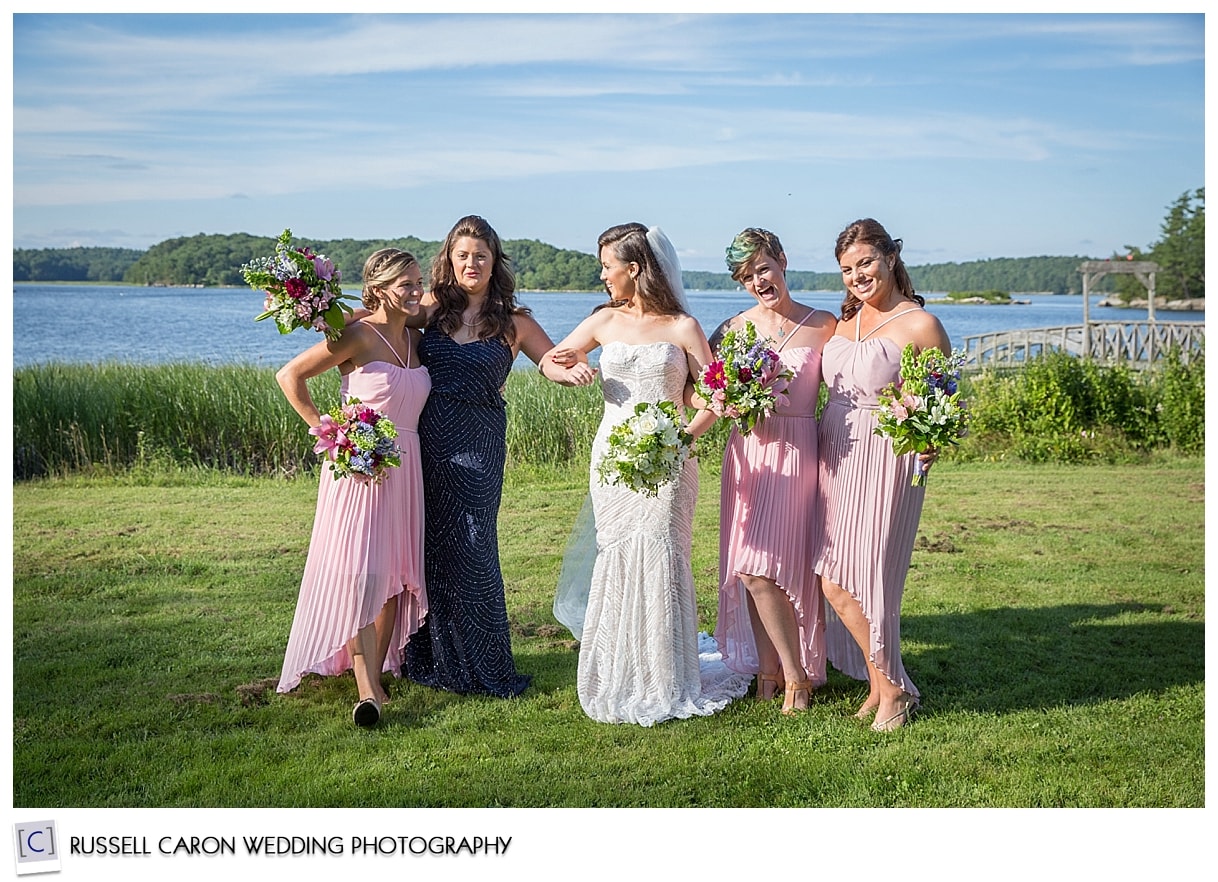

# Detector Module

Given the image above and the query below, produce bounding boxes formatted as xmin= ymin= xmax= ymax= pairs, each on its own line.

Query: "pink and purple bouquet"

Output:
xmin=242 ymin=229 xmax=357 ymax=341
xmin=874 ymin=344 xmax=970 ymax=486
xmin=696 ymin=320 xmax=793 ymax=436
xmin=596 ymin=400 xmax=693 ymax=497
xmin=309 ymin=398 xmax=401 ymax=484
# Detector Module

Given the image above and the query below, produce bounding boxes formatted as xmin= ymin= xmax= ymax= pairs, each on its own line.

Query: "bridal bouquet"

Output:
xmin=241 ymin=228 xmax=357 ymax=341
xmin=696 ymin=320 xmax=793 ymax=436
xmin=596 ymin=400 xmax=693 ymax=497
xmin=874 ymin=344 xmax=970 ymax=486
xmin=309 ymin=398 xmax=401 ymax=483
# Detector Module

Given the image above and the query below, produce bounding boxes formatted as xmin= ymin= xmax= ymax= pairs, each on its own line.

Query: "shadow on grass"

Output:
xmin=893 ymin=602 xmax=1204 ymax=714
xmin=397 ymin=600 xmax=1204 ymax=720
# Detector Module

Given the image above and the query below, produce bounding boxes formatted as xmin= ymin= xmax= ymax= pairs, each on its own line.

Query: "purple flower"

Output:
xmin=313 ymin=256 xmax=335 ymax=281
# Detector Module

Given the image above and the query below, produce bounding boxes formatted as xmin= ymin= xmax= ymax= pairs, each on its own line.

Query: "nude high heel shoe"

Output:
xmin=755 ymin=672 xmax=785 ymax=701
xmin=871 ymin=693 xmax=918 ymax=732
xmin=781 ymin=679 xmax=813 ymax=716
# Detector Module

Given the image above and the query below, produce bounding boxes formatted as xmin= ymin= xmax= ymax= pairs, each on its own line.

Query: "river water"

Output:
xmin=11 ymin=283 xmax=1203 ymax=369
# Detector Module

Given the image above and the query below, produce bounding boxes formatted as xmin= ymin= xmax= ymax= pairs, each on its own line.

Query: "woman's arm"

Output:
xmin=707 ymin=313 xmax=741 ymax=352
xmin=512 ymin=312 xmax=558 ymax=365
xmin=275 ymin=328 xmax=366 ymax=425
xmin=908 ymin=309 xmax=952 ymax=354
xmin=537 ymin=314 xmax=604 ymax=386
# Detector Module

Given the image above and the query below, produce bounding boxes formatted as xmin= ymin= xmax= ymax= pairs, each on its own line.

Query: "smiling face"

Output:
xmin=450 ymin=236 xmax=494 ymax=298
xmin=739 ymin=248 xmax=789 ymax=311
xmin=598 ymin=244 xmax=638 ymax=301
xmin=379 ymin=264 xmax=424 ymax=316
xmin=839 ymin=242 xmax=897 ymax=305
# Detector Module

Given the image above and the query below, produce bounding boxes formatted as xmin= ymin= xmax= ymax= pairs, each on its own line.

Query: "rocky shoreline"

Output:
xmin=1096 ymin=297 xmax=1205 ymax=311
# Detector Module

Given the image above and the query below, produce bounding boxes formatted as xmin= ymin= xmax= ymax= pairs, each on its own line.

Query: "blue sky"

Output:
xmin=9 ymin=11 xmax=1206 ymax=273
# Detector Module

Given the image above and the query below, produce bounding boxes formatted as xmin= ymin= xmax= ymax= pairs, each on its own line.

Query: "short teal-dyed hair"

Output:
xmin=725 ymin=228 xmax=785 ymax=282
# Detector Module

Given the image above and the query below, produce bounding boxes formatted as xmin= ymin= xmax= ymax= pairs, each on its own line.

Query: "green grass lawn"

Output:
xmin=11 ymin=460 xmax=1204 ymax=807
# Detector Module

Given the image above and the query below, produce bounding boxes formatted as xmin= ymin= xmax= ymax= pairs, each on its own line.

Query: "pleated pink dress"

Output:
xmin=715 ymin=321 xmax=827 ymax=687
xmin=278 ymin=327 xmax=431 ymax=693
xmin=812 ymin=309 xmax=925 ymax=698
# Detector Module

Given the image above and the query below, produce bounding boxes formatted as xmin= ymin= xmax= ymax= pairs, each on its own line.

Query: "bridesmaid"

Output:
xmin=711 ymin=228 xmax=836 ymax=715
xmin=276 ymin=248 xmax=431 ymax=727
xmin=402 ymin=215 xmax=558 ymax=697
xmin=812 ymin=218 xmax=949 ymax=731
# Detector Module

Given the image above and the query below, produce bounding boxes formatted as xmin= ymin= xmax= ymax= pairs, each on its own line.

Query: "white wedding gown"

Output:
xmin=577 ymin=341 xmax=751 ymax=726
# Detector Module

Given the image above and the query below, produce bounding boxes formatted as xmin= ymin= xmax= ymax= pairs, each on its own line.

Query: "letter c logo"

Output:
xmin=25 ymin=830 xmax=45 ymax=853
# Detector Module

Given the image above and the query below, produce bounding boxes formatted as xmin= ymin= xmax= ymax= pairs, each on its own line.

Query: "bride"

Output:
xmin=542 ymin=222 xmax=751 ymax=726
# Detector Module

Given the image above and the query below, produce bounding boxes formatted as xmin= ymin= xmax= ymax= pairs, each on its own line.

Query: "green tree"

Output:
xmin=1116 ymin=189 xmax=1204 ymax=303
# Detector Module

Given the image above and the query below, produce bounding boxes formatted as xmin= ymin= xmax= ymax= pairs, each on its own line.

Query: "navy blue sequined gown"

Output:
xmin=404 ymin=330 xmax=531 ymax=697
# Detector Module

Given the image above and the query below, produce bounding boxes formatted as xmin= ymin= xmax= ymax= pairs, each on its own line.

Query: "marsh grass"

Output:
xmin=12 ymin=460 xmax=1203 ymax=807
xmin=14 ymin=363 xmax=735 ymax=478
xmin=14 ymin=353 xmax=1202 ymax=480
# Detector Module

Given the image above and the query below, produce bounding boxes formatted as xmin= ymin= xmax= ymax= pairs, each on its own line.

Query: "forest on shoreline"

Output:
xmin=13 ymin=234 xmax=1117 ymax=296
xmin=14 ymin=190 xmax=1202 ymax=302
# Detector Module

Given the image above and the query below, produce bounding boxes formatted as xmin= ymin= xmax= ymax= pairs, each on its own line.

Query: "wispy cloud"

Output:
xmin=11 ymin=12 xmax=1203 ymax=262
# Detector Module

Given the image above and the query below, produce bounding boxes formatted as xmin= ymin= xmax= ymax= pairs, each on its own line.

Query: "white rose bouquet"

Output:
xmin=595 ymin=400 xmax=693 ymax=497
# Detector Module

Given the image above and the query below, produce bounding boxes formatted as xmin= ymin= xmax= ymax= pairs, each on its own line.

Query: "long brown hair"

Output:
xmin=594 ymin=222 xmax=685 ymax=315
xmin=428 ymin=215 xmax=530 ymax=345
xmin=834 ymin=218 xmax=922 ymax=321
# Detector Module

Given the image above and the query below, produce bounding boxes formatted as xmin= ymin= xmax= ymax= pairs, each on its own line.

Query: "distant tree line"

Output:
xmin=14 ymin=232 xmax=603 ymax=290
xmin=13 ymin=246 xmax=146 ymax=282
xmin=14 ymin=203 xmax=1203 ymax=300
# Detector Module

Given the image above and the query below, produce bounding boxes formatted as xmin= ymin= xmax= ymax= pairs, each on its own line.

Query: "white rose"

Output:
xmin=635 ymin=412 xmax=660 ymax=435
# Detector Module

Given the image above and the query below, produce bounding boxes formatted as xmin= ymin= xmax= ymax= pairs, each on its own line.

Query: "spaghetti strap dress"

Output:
xmin=812 ymin=309 xmax=925 ymax=698
xmin=403 ymin=331 xmax=531 ymax=697
xmin=278 ymin=326 xmax=430 ymax=693
xmin=715 ymin=313 xmax=827 ymax=686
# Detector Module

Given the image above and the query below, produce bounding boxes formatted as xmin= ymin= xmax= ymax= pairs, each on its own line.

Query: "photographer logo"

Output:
xmin=12 ymin=821 xmax=60 ymax=876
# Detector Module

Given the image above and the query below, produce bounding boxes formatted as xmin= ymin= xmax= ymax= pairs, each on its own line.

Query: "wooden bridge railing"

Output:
xmin=961 ymin=321 xmax=1204 ymax=369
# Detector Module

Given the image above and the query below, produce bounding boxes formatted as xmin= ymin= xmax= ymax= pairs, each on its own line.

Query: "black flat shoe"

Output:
xmin=352 ymin=698 xmax=381 ymax=728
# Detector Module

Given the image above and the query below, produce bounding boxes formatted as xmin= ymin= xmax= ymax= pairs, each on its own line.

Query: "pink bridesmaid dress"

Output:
xmin=278 ymin=328 xmax=431 ymax=693
xmin=812 ymin=309 xmax=925 ymax=698
xmin=715 ymin=319 xmax=828 ymax=687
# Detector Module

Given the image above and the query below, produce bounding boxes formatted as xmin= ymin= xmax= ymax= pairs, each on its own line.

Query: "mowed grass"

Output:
xmin=11 ymin=460 xmax=1204 ymax=807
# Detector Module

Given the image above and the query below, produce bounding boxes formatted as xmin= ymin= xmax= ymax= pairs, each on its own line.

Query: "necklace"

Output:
xmin=765 ymin=307 xmax=803 ymax=341
xmin=461 ymin=313 xmax=480 ymax=327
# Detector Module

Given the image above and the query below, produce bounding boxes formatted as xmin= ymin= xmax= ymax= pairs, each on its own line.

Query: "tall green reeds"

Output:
xmin=13 ymin=362 xmax=338 ymax=478
xmin=13 ymin=349 xmax=1204 ymax=479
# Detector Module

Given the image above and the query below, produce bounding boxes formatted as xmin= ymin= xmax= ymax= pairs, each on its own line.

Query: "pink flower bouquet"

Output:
xmin=874 ymin=344 xmax=969 ymax=486
xmin=696 ymin=320 xmax=793 ymax=436
xmin=309 ymin=398 xmax=401 ymax=483
xmin=242 ymin=229 xmax=358 ymax=341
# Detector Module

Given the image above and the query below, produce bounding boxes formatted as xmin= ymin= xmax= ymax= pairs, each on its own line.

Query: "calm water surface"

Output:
xmin=11 ymin=283 xmax=1203 ymax=369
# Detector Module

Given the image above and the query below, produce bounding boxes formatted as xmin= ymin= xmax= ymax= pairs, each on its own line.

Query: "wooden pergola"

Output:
xmin=1078 ymin=259 xmax=1160 ymax=357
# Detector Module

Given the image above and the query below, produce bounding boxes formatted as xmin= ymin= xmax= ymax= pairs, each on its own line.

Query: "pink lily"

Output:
xmin=308 ymin=414 xmax=347 ymax=459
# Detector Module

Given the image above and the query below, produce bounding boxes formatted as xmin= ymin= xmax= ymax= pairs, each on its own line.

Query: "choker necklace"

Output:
xmin=461 ymin=314 xmax=480 ymax=327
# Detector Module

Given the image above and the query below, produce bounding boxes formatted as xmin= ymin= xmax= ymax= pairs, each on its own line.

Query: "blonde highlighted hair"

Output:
xmin=360 ymin=248 xmax=418 ymax=311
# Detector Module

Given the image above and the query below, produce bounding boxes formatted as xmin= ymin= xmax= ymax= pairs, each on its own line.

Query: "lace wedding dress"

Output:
xmin=577 ymin=340 xmax=750 ymax=726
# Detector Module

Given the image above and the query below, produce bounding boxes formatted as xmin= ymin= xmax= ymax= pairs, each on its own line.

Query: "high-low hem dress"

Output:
xmin=812 ymin=309 xmax=925 ymax=698
xmin=715 ymin=319 xmax=827 ymax=687
xmin=578 ymin=340 xmax=751 ymax=727
xmin=278 ymin=330 xmax=430 ymax=694
xmin=403 ymin=331 xmax=531 ymax=698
